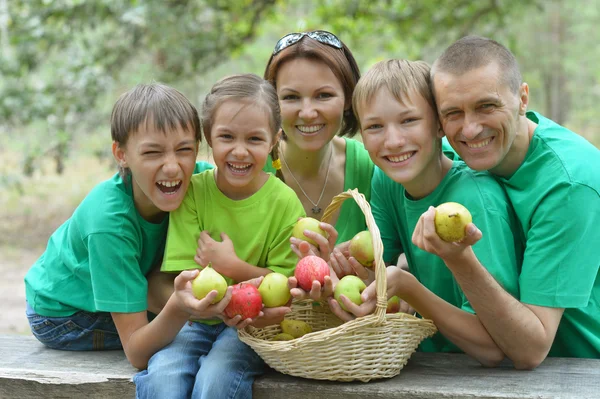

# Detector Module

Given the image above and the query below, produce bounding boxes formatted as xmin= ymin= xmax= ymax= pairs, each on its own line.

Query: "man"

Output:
xmin=416 ymin=35 xmax=600 ymax=368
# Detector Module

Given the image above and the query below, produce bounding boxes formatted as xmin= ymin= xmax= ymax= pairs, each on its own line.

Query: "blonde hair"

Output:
xmin=353 ymin=59 xmax=436 ymax=125
xmin=201 ymin=74 xmax=283 ymax=179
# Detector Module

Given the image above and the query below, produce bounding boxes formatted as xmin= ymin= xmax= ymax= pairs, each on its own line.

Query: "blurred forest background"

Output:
xmin=0 ymin=0 xmax=599 ymax=333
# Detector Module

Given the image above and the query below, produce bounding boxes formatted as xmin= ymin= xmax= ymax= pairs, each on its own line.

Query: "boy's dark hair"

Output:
xmin=111 ymin=83 xmax=202 ymax=147
xmin=431 ymin=35 xmax=522 ymax=95
xmin=264 ymin=32 xmax=361 ymax=137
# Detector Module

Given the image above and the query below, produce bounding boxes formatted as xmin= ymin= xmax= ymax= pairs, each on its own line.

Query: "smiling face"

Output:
xmin=113 ymin=123 xmax=198 ymax=222
xmin=434 ymin=62 xmax=529 ymax=175
xmin=359 ymin=87 xmax=444 ymax=198
xmin=209 ymin=100 xmax=276 ymax=199
xmin=276 ymin=58 xmax=346 ymax=152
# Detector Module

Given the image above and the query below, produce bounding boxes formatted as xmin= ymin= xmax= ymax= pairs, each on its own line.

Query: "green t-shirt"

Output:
xmin=161 ymin=169 xmax=305 ymax=281
xmin=264 ymin=138 xmax=374 ymax=244
xmin=496 ymin=111 xmax=600 ymax=358
xmin=24 ymin=161 xmax=214 ymax=317
xmin=371 ymin=161 xmax=522 ymax=353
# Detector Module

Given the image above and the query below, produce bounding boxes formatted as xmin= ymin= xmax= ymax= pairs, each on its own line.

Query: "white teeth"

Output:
xmin=157 ymin=180 xmax=181 ymax=187
xmin=466 ymin=138 xmax=492 ymax=148
xmin=388 ymin=153 xmax=413 ymax=162
xmin=297 ymin=124 xmax=324 ymax=133
xmin=228 ymin=163 xmax=251 ymax=169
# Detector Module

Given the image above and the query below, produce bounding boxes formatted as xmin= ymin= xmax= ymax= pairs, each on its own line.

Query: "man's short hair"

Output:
xmin=431 ymin=35 xmax=522 ymax=94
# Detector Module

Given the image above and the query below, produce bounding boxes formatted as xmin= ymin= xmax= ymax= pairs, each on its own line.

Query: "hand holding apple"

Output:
xmin=258 ymin=272 xmax=291 ymax=308
xmin=288 ymin=274 xmax=334 ymax=301
xmin=290 ymin=219 xmax=338 ymax=262
xmin=173 ymin=269 xmax=233 ymax=320
xmin=191 ymin=264 xmax=228 ymax=303
xmin=294 ymin=256 xmax=330 ymax=291
xmin=348 ymin=231 xmax=375 ymax=268
xmin=334 ymin=275 xmax=367 ymax=312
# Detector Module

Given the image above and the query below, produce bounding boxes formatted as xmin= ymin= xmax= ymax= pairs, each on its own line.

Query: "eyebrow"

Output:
xmin=279 ymin=85 xmax=338 ymax=93
xmin=140 ymin=139 xmax=196 ymax=148
xmin=361 ymin=108 xmax=415 ymax=122
xmin=215 ymin=126 xmax=270 ymax=136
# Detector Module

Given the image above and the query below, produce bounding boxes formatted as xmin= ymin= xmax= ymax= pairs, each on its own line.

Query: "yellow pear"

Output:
xmin=280 ymin=319 xmax=312 ymax=338
xmin=434 ymin=202 xmax=472 ymax=242
xmin=271 ymin=333 xmax=295 ymax=341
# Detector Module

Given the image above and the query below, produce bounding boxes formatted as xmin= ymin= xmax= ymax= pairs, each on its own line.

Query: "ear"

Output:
xmin=436 ymin=121 xmax=445 ymax=139
xmin=518 ymin=82 xmax=529 ymax=116
xmin=112 ymin=141 xmax=127 ymax=168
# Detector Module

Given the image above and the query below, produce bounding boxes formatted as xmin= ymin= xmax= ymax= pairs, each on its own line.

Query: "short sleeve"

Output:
xmin=88 ymin=232 xmax=148 ymax=313
xmin=520 ymin=183 xmax=600 ymax=308
xmin=161 ymin=186 xmax=202 ymax=272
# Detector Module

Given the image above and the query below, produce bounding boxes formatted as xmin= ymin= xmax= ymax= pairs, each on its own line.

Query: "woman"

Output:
xmin=264 ymin=30 xmax=373 ymax=246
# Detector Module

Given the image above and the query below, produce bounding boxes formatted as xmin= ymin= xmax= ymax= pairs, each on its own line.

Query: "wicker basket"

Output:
xmin=238 ymin=189 xmax=437 ymax=382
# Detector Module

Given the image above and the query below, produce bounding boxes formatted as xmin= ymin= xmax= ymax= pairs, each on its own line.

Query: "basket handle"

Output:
xmin=320 ymin=189 xmax=387 ymax=325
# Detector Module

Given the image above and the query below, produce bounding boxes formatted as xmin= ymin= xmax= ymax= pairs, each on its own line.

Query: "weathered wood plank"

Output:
xmin=1 ymin=334 xmax=598 ymax=399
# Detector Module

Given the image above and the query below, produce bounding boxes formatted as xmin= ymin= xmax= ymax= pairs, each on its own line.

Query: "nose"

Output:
xmin=299 ymin=98 xmax=318 ymax=120
xmin=384 ymin=125 xmax=406 ymax=150
xmin=232 ymin=143 xmax=249 ymax=159
xmin=162 ymin=153 xmax=179 ymax=176
xmin=462 ymin=112 xmax=484 ymax=140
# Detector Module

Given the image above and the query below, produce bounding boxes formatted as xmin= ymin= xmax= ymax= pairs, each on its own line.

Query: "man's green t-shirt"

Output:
xmin=496 ymin=111 xmax=600 ymax=358
xmin=161 ymin=169 xmax=305 ymax=281
xmin=265 ymin=138 xmax=374 ymax=244
xmin=371 ymin=161 xmax=522 ymax=353
xmin=24 ymin=161 xmax=214 ymax=317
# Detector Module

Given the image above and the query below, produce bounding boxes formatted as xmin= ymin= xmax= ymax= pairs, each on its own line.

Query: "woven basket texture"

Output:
xmin=238 ymin=189 xmax=437 ymax=382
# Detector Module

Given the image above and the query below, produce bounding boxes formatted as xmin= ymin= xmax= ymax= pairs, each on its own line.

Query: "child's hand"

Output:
xmin=195 ymin=231 xmax=238 ymax=276
xmin=288 ymin=275 xmax=334 ymax=301
xmin=290 ymin=221 xmax=338 ymax=262
xmin=220 ymin=276 xmax=265 ymax=330
xmin=329 ymin=243 xmax=370 ymax=280
xmin=173 ymin=270 xmax=233 ymax=319
xmin=249 ymin=306 xmax=291 ymax=328
xmin=412 ymin=206 xmax=482 ymax=262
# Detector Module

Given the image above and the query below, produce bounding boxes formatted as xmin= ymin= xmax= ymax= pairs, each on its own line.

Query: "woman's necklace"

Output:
xmin=280 ymin=146 xmax=333 ymax=215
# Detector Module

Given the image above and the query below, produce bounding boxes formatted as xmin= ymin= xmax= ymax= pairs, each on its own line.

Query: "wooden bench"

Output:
xmin=1 ymin=334 xmax=598 ymax=398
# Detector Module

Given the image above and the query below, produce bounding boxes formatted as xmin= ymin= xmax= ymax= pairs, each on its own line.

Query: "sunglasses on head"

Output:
xmin=272 ymin=30 xmax=343 ymax=55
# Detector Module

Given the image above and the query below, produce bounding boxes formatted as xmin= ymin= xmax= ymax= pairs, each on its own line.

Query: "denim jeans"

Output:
xmin=134 ymin=322 xmax=265 ymax=399
xmin=25 ymin=301 xmax=121 ymax=350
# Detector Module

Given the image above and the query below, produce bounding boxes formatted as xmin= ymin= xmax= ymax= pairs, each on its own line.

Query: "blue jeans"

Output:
xmin=134 ymin=322 xmax=265 ymax=399
xmin=25 ymin=301 xmax=121 ymax=350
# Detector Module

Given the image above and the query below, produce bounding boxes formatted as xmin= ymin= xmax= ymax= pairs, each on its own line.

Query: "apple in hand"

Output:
xmin=292 ymin=217 xmax=327 ymax=246
xmin=294 ymin=255 xmax=330 ymax=291
xmin=258 ymin=272 xmax=291 ymax=308
xmin=348 ymin=230 xmax=375 ymax=268
xmin=386 ymin=296 xmax=401 ymax=313
xmin=191 ymin=264 xmax=228 ymax=304
xmin=334 ymin=275 xmax=367 ymax=312
xmin=224 ymin=283 xmax=263 ymax=319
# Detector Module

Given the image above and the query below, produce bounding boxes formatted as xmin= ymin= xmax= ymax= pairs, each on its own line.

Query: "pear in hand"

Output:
xmin=191 ymin=264 xmax=228 ymax=304
xmin=434 ymin=202 xmax=472 ymax=242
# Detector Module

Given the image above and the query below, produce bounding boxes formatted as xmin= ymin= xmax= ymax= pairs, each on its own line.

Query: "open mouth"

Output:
xmin=227 ymin=162 xmax=252 ymax=175
xmin=156 ymin=180 xmax=182 ymax=195
xmin=465 ymin=137 xmax=493 ymax=149
xmin=296 ymin=124 xmax=325 ymax=134
xmin=386 ymin=152 xmax=415 ymax=163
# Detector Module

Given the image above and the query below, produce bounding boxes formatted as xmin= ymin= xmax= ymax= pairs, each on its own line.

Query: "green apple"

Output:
xmin=258 ymin=272 xmax=291 ymax=308
xmin=191 ymin=264 xmax=228 ymax=304
xmin=334 ymin=275 xmax=367 ymax=312
xmin=292 ymin=217 xmax=327 ymax=246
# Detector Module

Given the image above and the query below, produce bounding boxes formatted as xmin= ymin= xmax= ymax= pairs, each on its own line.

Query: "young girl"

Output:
xmin=134 ymin=74 xmax=306 ymax=399
xmin=24 ymin=83 xmax=219 ymax=369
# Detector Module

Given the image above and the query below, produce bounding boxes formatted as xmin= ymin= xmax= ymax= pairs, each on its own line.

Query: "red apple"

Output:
xmin=224 ymin=283 xmax=263 ymax=319
xmin=294 ymin=255 xmax=330 ymax=291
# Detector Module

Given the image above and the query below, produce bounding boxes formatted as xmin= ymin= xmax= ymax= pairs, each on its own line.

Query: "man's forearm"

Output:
xmin=445 ymin=250 xmax=556 ymax=369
